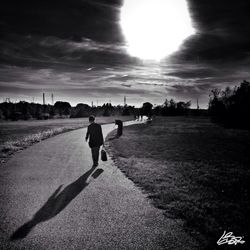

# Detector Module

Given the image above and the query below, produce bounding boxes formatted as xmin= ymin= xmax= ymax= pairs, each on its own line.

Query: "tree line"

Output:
xmin=0 ymin=98 xmax=192 ymax=121
xmin=209 ymin=80 xmax=250 ymax=129
xmin=0 ymin=101 xmax=136 ymax=120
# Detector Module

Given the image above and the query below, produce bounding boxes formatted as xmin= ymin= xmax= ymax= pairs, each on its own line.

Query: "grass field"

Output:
xmin=0 ymin=116 xmax=132 ymax=164
xmin=106 ymin=116 xmax=250 ymax=249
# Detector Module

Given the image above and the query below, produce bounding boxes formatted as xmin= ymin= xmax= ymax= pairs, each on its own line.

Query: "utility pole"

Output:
xmin=43 ymin=93 xmax=45 ymax=105
xmin=124 ymin=96 xmax=126 ymax=106
xmin=51 ymin=93 xmax=54 ymax=105
xmin=197 ymin=98 xmax=200 ymax=110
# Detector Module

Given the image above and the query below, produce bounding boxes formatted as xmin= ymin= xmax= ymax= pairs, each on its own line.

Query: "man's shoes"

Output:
xmin=92 ymin=163 xmax=98 ymax=168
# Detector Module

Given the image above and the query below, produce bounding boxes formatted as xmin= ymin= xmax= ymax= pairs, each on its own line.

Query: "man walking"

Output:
xmin=85 ymin=115 xmax=104 ymax=167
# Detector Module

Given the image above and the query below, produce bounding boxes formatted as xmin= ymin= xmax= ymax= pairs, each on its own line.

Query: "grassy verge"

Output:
xmin=106 ymin=116 xmax=250 ymax=249
xmin=0 ymin=116 xmax=132 ymax=164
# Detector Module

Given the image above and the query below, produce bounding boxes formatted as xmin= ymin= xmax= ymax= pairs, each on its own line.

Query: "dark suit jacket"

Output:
xmin=86 ymin=123 xmax=104 ymax=148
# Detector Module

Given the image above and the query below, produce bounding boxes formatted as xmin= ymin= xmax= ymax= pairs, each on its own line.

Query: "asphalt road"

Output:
xmin=0 ymin=121 xmax=199 ymax=249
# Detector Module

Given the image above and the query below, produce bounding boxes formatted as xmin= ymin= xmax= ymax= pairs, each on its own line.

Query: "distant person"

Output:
xmin=85 ymin=115 xmax=104 ymax=167
xmin=115 ymin=120 xmax=123 ymax=137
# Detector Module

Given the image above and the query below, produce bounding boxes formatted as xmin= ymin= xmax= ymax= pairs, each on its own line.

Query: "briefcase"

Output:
xmin=101 ymin=149 xmax=107 ymax=161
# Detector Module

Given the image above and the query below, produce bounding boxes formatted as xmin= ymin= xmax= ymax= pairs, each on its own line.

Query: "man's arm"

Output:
xmin=85 ymin=127 xmax=89 ymax=141
xmin=100 ymin=125 xmax=104 ymax=145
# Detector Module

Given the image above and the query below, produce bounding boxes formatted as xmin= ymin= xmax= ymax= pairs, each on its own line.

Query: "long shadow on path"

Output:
xmin=10 ymin=167 xmax=104 ymax=240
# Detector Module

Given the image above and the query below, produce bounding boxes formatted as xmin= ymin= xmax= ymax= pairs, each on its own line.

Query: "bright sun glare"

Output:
xmin=120 ymin=0 xmax=195 ymax=61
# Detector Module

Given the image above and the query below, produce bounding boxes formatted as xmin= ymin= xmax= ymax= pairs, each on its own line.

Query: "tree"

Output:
xmin=177 ymin=101 xmax=191 ymax=111
xmin=71 ymin=103 xmax=90 ymax=117
xmin=155 ymin=99 xmax=191 ymax=116
xmin=164 ymin=99 xmax=169 ymax=107
xmin=54 ymin=101 xmax=71 ymax=116
xmin=209 ymin=80 xmax=250 ymax=128
xmin=141 ymin=102 xmax=153 ymax=118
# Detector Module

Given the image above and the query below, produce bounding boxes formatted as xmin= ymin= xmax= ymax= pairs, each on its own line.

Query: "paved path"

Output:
xmin=0 ymin=121 xmax=198 ymax=249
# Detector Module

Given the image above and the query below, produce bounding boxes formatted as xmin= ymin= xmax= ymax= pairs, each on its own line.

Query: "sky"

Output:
xmin=1 ymin=0 xmax=250 ymax=108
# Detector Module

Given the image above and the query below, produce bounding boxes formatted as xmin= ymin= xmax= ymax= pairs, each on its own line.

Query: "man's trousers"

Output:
xmin=91 ymin=146 xmax=100 ymax=166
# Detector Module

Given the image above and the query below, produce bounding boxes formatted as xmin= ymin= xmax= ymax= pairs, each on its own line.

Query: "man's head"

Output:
xmin=89 ymin=115 xmax=95 ymax=123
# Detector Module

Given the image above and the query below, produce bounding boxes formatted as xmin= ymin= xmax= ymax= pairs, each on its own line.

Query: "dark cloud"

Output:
xmin=173 ymin=33 xmax=250 ymax=63
xmin=189 ymin=0 xmax=250 ymax=34
xmin=174 ymin=0 xmax=250 ymax=63
xmin=0 ymin=0 xmax=123 ymax=43
xmin=121 ymin=83 xmax=132 ymax=88
xmin=170 ymin=83 xmax=214 ymax=95
xmin=0 ymin=34 xmax=138 ymax=69
xmin=165 ymin=68 xmax=219 ymax=79
xmin=2 ymin=0 xmax=250 ymax=65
